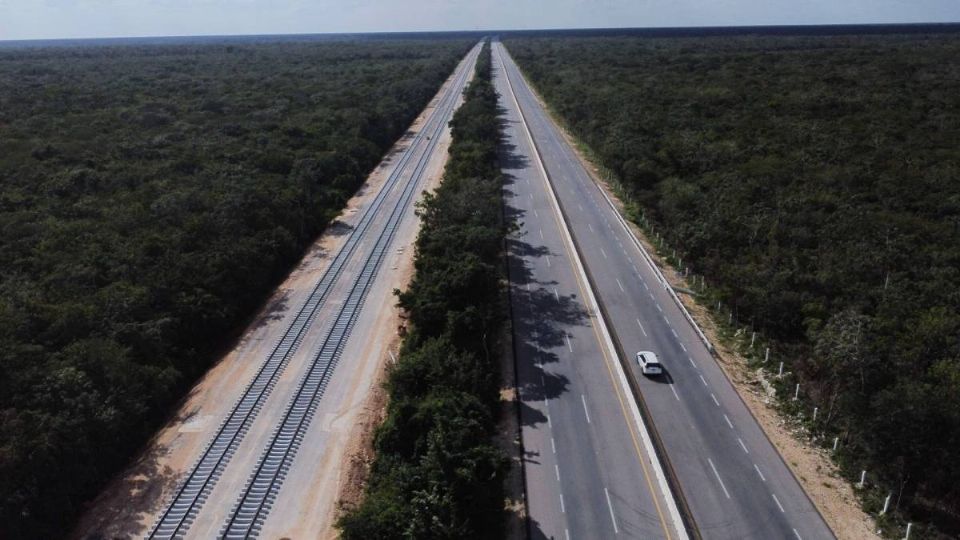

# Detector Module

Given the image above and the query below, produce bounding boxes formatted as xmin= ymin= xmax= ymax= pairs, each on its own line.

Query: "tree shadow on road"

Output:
xmin=528 ymin=515 xmax=563 ymax=540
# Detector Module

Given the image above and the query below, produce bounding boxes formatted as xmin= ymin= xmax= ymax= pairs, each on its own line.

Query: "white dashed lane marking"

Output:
xmin=707 ymin=458 xmax=731 ymax=499
xmin=772 ymin=493 xmax=785 ymax=513
xmin=636 ymin=319 xmax=647 ymax=337
xmin=604 ymin=488 xmax=620 ymax=534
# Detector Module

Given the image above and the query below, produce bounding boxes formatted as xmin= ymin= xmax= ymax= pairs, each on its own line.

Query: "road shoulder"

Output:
xmin=514 ymin=61 xmax=880 ymax=540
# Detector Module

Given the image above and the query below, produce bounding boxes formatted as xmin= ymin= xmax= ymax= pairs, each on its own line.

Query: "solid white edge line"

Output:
xmin=496 ymin=41 xmax=688 ymax=540
xmin=707 ymin=458 xmax=731 ymax=499
xmin=604 ymin=487 xmax=620 ymax=534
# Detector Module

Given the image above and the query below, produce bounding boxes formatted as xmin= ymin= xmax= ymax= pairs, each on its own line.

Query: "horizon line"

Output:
xmin=2 ymin=20 xmax=960 ymax=45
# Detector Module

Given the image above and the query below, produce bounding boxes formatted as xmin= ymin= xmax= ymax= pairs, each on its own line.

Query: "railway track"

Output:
xmin=147 ymin=43 xmax=479 ymax=540
xmin=218 ymin=44 xmax=481 ymax=540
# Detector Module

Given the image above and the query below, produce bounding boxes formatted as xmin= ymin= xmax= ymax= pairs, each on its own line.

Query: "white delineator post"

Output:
xmin=881 ymin=493 xmax=891 ymax=515
xmin=858 ymin=470 xmax=867 ymax=488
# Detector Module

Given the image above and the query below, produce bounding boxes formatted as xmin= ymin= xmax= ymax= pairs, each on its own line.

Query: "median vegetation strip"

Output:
xmin=506 ymin=32 xmax=960 ymax=538
xmin=0 ymin=37 xmax=471 ymax=538
xmin=337 ymin=42 xmax=508 ymax=539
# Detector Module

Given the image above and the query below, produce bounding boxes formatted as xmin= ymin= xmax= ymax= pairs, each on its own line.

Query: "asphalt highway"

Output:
xmin=496 ymin=40 xmax=835 ymax=540
xmin=496 ymin=43 xmax=685 ymax=540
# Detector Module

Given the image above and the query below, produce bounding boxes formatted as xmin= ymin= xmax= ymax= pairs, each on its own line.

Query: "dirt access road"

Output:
xmin=72 ymin=45 xmax=479 ymax=540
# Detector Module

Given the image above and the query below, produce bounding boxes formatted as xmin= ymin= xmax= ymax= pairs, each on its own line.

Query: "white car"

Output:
xmin=636 ymin=351 xmax=662 ymax=376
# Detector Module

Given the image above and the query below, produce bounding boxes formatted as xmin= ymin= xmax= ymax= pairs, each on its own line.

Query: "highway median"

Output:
xmin=337 ymin=41 xmax=512 ymax=539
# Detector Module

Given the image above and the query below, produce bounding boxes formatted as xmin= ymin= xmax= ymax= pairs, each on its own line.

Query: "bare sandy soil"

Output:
xmin=70 ymin=58 xmax=466 ymax=540
xmin=315 ymin=126 xmax=453 ymax=539
xmin=524 ymin=84 xmax=881 ymax=540
xmin=629 ymin=218 xmax=880 ymax=540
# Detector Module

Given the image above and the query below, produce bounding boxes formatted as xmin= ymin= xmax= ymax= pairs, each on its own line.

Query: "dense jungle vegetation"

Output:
xmin=0 ymin=37 xmax=471 ymax=538
xmin=506 ymin=34 xmax=960 ymax=535
xmin=338 ymin=42 xmax=507 ymax=539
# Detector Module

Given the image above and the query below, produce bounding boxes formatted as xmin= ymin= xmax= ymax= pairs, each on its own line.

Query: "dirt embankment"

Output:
xmin=532 ymin=88 xmax=880 ymax=540
xmin=584 ymin=150 xmax=879 ymax=540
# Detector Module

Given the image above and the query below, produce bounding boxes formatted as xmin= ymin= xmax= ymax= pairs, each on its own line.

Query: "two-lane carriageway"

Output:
xmin=496 ymin=40 xmax=834 ymax=540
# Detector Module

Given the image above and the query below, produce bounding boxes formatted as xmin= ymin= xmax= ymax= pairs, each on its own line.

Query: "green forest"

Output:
xmin=0 ymin=38 xmax=471 ymax=538
xmin=338 ymin=42 xmax=508 ymax=539
xmin=505 ymin=33 xmax=960 ymax=535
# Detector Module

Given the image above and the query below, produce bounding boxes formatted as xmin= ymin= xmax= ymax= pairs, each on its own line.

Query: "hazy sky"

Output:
xmin=1 ymin=0 xmax=958 ymax=41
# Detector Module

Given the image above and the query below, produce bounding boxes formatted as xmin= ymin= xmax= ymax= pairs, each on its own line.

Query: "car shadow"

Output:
xmin=643 ymin=367 xmax=675 ymax=385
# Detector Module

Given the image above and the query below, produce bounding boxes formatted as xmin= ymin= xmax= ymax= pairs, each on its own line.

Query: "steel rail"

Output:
xmin=217 ymin=44 xmax=480 ymax=540
xmin=146 ymin=45 xmax=478 ymax=540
